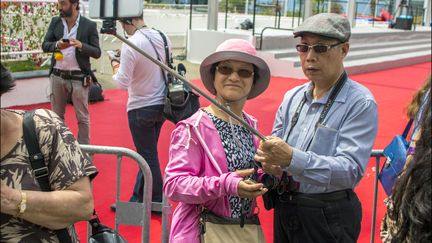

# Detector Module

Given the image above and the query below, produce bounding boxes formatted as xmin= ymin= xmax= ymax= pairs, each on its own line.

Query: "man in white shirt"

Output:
xmin=42 ymin=0 xmax=101 ymax=144
xmin=111 ymin=15 xmax=171 ymax=206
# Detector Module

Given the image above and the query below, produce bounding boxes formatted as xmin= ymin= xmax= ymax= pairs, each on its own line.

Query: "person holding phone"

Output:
xmin=163 ymin=39 xmax=271 ymax=242
xmin=42 ymin=0 xmax=101 ymax=144
xmin=110 ymin=15 xmax=171 ymax=209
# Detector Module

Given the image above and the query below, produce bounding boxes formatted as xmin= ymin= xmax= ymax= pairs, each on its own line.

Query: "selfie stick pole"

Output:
xmin=106 ymin=31 xmax=267 ymax=141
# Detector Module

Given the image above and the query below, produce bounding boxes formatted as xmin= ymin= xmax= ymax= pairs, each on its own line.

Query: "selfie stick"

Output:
xmin=100 ymin=23 xmax=266 ymax=141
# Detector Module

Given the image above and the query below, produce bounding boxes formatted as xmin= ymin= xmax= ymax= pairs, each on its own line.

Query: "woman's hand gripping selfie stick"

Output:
xmin=113 ymin=33 xmax=267 ymax=142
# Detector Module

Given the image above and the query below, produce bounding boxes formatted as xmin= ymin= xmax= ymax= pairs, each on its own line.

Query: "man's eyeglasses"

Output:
xmin=216 ymin=65 xmax=254 ymax=78
xmin=296 ymin=42 xmax=344 ymax=53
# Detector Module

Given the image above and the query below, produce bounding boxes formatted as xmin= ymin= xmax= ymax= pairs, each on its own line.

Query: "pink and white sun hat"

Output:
xmin=199 ymin=39 xmax=271 ymax=99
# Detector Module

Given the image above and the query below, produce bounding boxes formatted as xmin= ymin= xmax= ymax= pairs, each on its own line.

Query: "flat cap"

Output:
xmin=293 ymin=13 xmax=351 ymax=42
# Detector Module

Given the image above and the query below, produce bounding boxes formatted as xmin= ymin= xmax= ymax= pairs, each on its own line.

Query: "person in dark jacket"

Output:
xmin=42 ymin=0 xmax=101 ymax=144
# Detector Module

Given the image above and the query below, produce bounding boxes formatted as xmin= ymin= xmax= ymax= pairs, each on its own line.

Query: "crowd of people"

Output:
xmin=1 ymin=0 xmax=431 ymax=242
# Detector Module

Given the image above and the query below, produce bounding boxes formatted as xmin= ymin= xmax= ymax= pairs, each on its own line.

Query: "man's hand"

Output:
xmin=262 ymin=162 xmax=283 ymax=177
xmin=236 ymin=168 xmax=268 ymax=198
xmin=107 ymin=50 xmax=121 ymax=62
xmin=56 ymin=39 xmax=70 ymax=50
xmin=254 ymin=136 xmax=293 ymax=167
xmin=69 ymin=38 xmax=82 ymax=49
xmin=108 ymin=50 xmax=121 ymax=73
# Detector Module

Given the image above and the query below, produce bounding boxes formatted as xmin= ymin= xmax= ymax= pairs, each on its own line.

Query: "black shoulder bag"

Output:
xmin=155 ymin=30 xmax=200 ymax=124
xmin=89 ymin=79 xmax=105 ymax=103
xmin=23 ymin=111 xmax=126 ymax=243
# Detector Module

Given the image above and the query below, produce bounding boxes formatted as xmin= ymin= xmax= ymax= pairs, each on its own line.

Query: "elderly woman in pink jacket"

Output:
xmin=163 ymin=39 xmax=271 ymax=242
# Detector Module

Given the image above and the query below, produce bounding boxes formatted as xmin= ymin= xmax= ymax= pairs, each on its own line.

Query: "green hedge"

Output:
xmin=2 ymin=60 xmax=49 ymax=73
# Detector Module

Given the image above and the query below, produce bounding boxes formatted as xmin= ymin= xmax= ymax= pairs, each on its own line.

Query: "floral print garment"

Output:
xmin=0 ymin=109 xmax=98 ymax=243
xmin=204 ymin=110 xmax=256 ymax=218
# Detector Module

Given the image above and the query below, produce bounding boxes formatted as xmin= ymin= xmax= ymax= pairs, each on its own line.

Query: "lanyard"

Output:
xmin=277 ymin=72 xmax=348 ymax=194
xmin=285 ymin=72 xmax=348 ymax=143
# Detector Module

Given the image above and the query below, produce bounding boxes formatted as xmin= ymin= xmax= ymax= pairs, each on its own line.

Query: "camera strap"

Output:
xmin=155 ymin=29 xmax=174 ymax=70
xmin=279 ymin=72 xmax=347 ymax=194
xmin=284 ymin=71 xmax=347 ymax=146
xmin=139 ymin=29 xmax=168 ymax=85
xmin=155 ymin=29 xmax=178 ymax=87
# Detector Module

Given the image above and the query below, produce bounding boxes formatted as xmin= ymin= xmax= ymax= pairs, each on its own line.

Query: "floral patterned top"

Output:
xmin=0 ymin=109 xmax=98 ymax=243
xmin=204 ymin=110 xmax=256 ymax=218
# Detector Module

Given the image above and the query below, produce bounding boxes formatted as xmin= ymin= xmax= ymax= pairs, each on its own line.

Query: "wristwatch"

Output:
xmin=15 ymin=191 xmax=27 ymax=218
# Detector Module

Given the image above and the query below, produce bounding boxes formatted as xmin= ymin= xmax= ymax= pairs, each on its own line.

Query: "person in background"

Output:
xmin=0 ymin=64 xmax=98 ymax=242
xmin=42 ymin=0 xmax=101 ymax=144
xmin=110 ymin=15 xmax=171 ymax=207
xmin=383 ymin=98 xmax=431 ymax=242
xmin=254 ymin=13 xmax=378 ymax=243
xmin=405 ymin=75 xmax=430 ymax=164
xmin=380 ymin=75 xmax=431 ymax=242
xmin=164 ymin=39 xmax=271 ymax=242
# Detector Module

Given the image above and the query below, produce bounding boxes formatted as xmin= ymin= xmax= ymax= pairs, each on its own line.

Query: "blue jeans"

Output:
xmin=128 ymin=105 xmax=165 ymax=203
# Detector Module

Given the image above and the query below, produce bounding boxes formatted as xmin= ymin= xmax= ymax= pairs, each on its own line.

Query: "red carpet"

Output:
xmin=11 ymin=62 xmax=431 ymax=242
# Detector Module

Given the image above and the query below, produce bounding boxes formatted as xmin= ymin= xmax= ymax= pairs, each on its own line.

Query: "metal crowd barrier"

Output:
xmin=79 ymin=144 xmax=154 ymax=243
xmin=370 ymin=149 xmax=384 ymax=243
xmin=79 ymin=145 xmax=384 ymax=243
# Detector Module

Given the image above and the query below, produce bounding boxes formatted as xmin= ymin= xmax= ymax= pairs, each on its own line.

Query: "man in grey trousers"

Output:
xmin=42 ymin=0 xmax=101 ymax=144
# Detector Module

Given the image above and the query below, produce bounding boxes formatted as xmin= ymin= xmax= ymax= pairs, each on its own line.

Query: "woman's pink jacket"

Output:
xmin=163 ymin=109 xmax=261 ymax=243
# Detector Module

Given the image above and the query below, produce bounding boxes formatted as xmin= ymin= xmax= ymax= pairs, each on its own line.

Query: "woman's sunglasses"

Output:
xmin=216 ymin=65 xmax=254 ymax=78
xmin=296 ymin=42 xmax=344 ymax=53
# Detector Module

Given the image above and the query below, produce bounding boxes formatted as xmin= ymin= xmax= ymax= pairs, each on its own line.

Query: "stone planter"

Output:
xmin=1 ymin=70 xmax=50 ymax=108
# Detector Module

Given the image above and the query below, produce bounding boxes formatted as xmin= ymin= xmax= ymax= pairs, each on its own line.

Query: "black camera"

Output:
xmin=167 ymin=75 xmax=185 ymax=104
xmin=262 ymin=174 xmax=278 ymax=190
xmin=167 ymin=63 xmax=187 ymax=105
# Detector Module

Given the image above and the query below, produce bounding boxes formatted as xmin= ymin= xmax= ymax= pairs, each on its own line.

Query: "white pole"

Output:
xmin=245 ymin=0 xmax=249 ymax=15
xmin=424 ymin=0 xmax=431 ymax=26
xmin=304 ymin=0 xmax=313 ymax=19
xmin=207 ymin=0 xmax=218 ymax=30
xmin=347 ymin=0 xmax=357 ymax=26
xmin=284 ymin=0 xmax=289 ymax=17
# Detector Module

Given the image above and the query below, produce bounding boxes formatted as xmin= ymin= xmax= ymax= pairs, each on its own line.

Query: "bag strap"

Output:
xmin=402 ymin=119 xmax=414 ymax=139
xmin=23 ymin=111 xmax=50 ymax=191
xmin=156 ymin=29 xmax=179 ymax=86
xmin=22 ymin=110 xmax=73 ymax=243
xmin=139 ymin=29 xmax=171 ymax=86
xmin=88 ymin=210 xmax=105 ymax=233
xmin=155 ymin=29 xmax=174 ymax=69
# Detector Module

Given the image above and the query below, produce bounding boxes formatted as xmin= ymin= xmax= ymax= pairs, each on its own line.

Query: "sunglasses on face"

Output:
xmin=296 ymin=42 xmax=344 ymax=53
xmin=216 ymin=65 xmax=254 ymax=78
